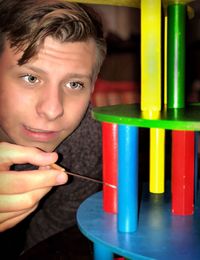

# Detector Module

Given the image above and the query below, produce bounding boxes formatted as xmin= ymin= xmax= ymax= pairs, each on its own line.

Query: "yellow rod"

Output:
xmin=164 ymin=14 xmax=168 ymax=106
xmin=141 ymin=0 xmax=161 ymax=112
xmin=150 ymin=128 xmax=165 ymax=193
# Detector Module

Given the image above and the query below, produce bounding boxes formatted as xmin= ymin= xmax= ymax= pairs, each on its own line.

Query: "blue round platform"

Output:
xmin=77 ymin=185 xmax=200 ymax=260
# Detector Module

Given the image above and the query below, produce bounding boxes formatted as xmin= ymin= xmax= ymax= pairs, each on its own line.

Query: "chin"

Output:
xmin=19 ymin=141 xmax=59 ymax=152
xmin=35 ymin=143 xmax=59 ymax=152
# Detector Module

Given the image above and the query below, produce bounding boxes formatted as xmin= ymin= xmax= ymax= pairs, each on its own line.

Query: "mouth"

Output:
xmin=25 ymin=126 xmax=55 ymax=133
xmin=22 ymin=125 xmax=60 ymax=142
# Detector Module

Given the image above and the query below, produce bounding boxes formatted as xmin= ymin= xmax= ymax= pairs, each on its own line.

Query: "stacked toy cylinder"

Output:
xmin=167 ymin=3 xmax=195 ymax=215
xmin=102 ymin=122 xmax=118 ymax=213
xmin=100 ymin=1 xmax=196 ymax=243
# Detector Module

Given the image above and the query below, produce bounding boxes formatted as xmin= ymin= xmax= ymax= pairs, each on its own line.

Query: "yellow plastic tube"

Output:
xmin=150 ymin=128 xmax=165 ymax=193
xmin=141 ymin=0 xmax=161 ymax=112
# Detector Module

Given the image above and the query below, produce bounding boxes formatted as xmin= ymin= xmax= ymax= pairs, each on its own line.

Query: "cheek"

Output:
xmin=0 ymin=89 xmax=14 ymax=119
xmin=73 ymin=98 xmax=90 ymax=119
xmin=63 ymin=94 xmax=91 ymax=125
xmin=4 ymin=92 xmax=24 ymax=108
xmin=0 ymin=87 xmax=32 ymax=122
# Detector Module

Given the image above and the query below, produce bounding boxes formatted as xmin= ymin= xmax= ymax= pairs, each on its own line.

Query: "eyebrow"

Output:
xmin=24 ymin=65 xmax=92 ymax=81
xmin=22 ymin=65 xmax=50 ymax=75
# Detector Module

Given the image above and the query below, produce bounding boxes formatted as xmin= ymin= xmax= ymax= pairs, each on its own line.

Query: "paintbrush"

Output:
xmin=51 ymin=163 xmax=116 ymax=189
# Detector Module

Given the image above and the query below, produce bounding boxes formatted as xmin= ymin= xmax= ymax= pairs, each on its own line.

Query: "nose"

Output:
xmin=36 ymin=86 xmax=64 ymax=121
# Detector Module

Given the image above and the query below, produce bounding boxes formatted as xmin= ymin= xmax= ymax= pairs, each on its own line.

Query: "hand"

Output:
xmin=0 ymin=142 xmax=68 ymax=232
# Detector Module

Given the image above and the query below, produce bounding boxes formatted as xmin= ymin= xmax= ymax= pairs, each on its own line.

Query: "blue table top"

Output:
xmin=77 ymin=185 xmax=200 ymax=260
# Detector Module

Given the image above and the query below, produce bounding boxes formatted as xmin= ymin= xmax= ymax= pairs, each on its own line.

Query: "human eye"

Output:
xmin=65 ymin=81 xmax=84 ymax=90
xmin=21 ymin=74 xmax=39 ymax=85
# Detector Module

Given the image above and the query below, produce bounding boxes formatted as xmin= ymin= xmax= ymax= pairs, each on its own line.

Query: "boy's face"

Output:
xmin=0 ymin=37 xmax=97 ymax=152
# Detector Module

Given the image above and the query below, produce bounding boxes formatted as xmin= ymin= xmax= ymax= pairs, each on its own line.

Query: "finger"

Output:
xmin=0 ymin=169 xmax=68 ymax=194
xmin=0 ymin=206 xmax=36 ymax=223
xmin=0 ymin=142 xmax=58 ymax=166
xmin=0 ymin=205 xmax=38 ymax=232
xmin=0 ymin=187 xmax=52 ymax=212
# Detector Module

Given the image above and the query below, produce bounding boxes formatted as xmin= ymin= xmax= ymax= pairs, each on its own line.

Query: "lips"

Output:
xmin=23 ymin=125 xmax=60 ymax=142
xmin=25 ymin=126 xmax=54 ymax=133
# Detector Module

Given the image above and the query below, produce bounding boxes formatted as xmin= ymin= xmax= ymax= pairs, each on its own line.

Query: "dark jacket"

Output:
xmin=0 ymin=104 xmax=102 ymax=256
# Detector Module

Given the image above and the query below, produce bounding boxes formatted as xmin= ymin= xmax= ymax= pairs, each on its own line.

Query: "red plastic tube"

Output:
xmin=102 ymin=122 xmax=118 ymax=213
xmin=172 ymin=130 xmax=194 ymax=215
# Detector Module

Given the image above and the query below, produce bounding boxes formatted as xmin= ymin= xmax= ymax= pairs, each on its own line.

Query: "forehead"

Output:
xmin=0 ymin=37 xmax=97 ymax=76
xmin=37 ymin=37 xmax=97 ymax=63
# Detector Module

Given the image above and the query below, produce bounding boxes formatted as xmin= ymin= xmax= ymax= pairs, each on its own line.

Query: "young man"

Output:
xmin=0 ymin=0 xmax=106 ymax=256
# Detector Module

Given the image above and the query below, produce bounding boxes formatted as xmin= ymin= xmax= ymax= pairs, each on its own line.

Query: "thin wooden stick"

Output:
xmin=51 ymin=163 xmax=116 ymax=189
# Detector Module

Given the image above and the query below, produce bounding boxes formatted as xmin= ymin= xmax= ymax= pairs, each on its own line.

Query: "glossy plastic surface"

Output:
xmin=77 ymin=186 xmax=200 ymax=260
xmin=92 ymin=104 xmax=200 ymax=130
